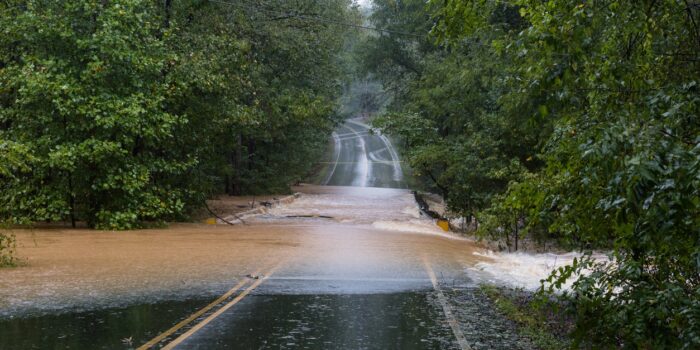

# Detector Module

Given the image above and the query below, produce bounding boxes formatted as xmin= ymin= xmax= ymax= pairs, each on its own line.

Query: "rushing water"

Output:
xmin=0 ymin=120 xmax=582 ymax=348
xmin=250 ymin=184 xmax=593 ymax=292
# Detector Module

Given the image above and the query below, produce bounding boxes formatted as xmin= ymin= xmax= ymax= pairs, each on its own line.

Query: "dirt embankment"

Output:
xmin=194 ymin=193 xmax=299 ymax=222
xmin=414 ymin=192 xmax=563 ymax=253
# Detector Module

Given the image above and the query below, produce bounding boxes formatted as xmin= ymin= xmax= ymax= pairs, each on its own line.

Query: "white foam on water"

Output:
xmin=469 ymin=250 xmax=608 ymax=290
xmin=400 ymin=205 xmax=421 ymax=218
xmin=253 ymin=187 xmax=466 ymax=241
xmin=370 ymin=220 xmax=467 ymax=240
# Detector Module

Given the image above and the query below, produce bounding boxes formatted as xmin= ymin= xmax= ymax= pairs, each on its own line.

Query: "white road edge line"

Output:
xmin=422 ymin=256 xmax=472 ymax=350
xmin=347 ymin=119 xmax=403 ymax=183
xmin=322 ymin=131 xmax=342 ymax=185
xmin=379 ymin=133 xmax=403 ymax=182
xmin=345 ymin=122 xmax=371 ymax=187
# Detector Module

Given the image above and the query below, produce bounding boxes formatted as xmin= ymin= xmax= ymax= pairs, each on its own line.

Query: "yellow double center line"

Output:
xmin=138 ymin=260 xmax=282 ymax=350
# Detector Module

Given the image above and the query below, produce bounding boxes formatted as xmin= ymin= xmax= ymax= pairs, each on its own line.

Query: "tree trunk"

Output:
xmin=68 ymin=174 xmax=76 ymax=228
xmin=514 ymin=218 xmax=519 ymax=251
xmin=247 ymin=138 xmax=256 ymax=171
xmin=505 ymin=226 xmax=511 ymax=252
xmin=229 ymin=135 xmax=243 ymax=195
xmin=163 ymin=0 xmax=172 ymax=29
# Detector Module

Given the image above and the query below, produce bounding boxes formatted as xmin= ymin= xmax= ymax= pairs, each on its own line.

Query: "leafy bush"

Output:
xmin=366 ymin=0 xmax=700 ymax=347
xmin=0 ymin=232 xmax=17 ymax=267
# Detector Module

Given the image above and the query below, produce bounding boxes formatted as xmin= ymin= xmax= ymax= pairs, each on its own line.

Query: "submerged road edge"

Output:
xmin=422 ymin=255 xmax=472 ymax=350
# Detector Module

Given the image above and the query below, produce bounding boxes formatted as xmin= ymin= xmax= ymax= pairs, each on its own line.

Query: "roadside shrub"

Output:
xmin=0 ymin=232 xmax=17 ymax=267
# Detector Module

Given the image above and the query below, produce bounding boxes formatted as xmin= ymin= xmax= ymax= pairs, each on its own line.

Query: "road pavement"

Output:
xmin=0 ymin=119 xmax=533 ymax=350
xmin=322 ymin=119 xmax=405 ymax=188
xmin=154 ymin=120 xmax=498 ymax=349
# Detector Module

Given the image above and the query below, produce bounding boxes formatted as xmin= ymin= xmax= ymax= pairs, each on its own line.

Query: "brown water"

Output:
xmin=0 ymin=185 xmax=488 ymax=317
xmin=0 ymin=184 xmax=492 ymax=349
xmin=0 ymin=119 xmax=559 ymax=349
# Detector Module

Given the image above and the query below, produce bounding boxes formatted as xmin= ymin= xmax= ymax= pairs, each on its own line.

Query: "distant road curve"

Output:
xmin=321 ymin=118 xmax=405 ymax=189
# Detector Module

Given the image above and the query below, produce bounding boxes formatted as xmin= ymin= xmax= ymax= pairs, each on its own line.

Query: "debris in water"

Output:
xmin=285 ymin=214 xmax=334 ymax=219
xmin=121 ymin=336 xmax=133 ymax=346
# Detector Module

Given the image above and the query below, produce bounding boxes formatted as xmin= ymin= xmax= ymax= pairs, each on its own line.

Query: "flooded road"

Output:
xmin=172 ymin=293 xmax=458 ymax=349
xmin=0 ymin=120 xmax=532 ymax=349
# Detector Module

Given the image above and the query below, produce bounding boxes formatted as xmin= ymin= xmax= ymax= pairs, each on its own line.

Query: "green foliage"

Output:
xmin=480 ymin=285 xmax=567 ymax=350
xmin=364 ymin=0 xmax=700 ymax=347
xmin=368 ymin=0 xmax=538 ymax=219
xmin=1 ymin=0 xmax=355 ymax=229
xmin=1 ymin=0 xmax=182 ymax=229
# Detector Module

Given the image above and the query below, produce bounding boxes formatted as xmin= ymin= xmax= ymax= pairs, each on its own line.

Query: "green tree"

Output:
xmin=377 ymin=0 xmax=700 ymax=347
xmin=1 ymin=0 xmax=188 ymax=229
xmin=1 ymin=0 xmax=357 ymax=228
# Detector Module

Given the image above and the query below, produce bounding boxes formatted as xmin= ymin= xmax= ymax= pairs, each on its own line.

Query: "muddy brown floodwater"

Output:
xmin=1 ymin=185 xmax=499 ymax=349
xmin=0 ymin=120 xmax=546 ymax=350
xmin=0 ymin=185 xmax=490 ymax=316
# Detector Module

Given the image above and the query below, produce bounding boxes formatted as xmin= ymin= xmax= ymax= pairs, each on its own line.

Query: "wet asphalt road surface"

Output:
xmin=174 ymin=293 xmax=457 ymax=349
xmin=0 ymin=119 xmax=533 ymax=349
xmin=323 ymin=119 xmax=405 ymax=189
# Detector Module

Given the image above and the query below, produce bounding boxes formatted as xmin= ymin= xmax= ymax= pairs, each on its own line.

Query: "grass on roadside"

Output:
xmin=480 ymin=284 xmax=569 ymax=350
